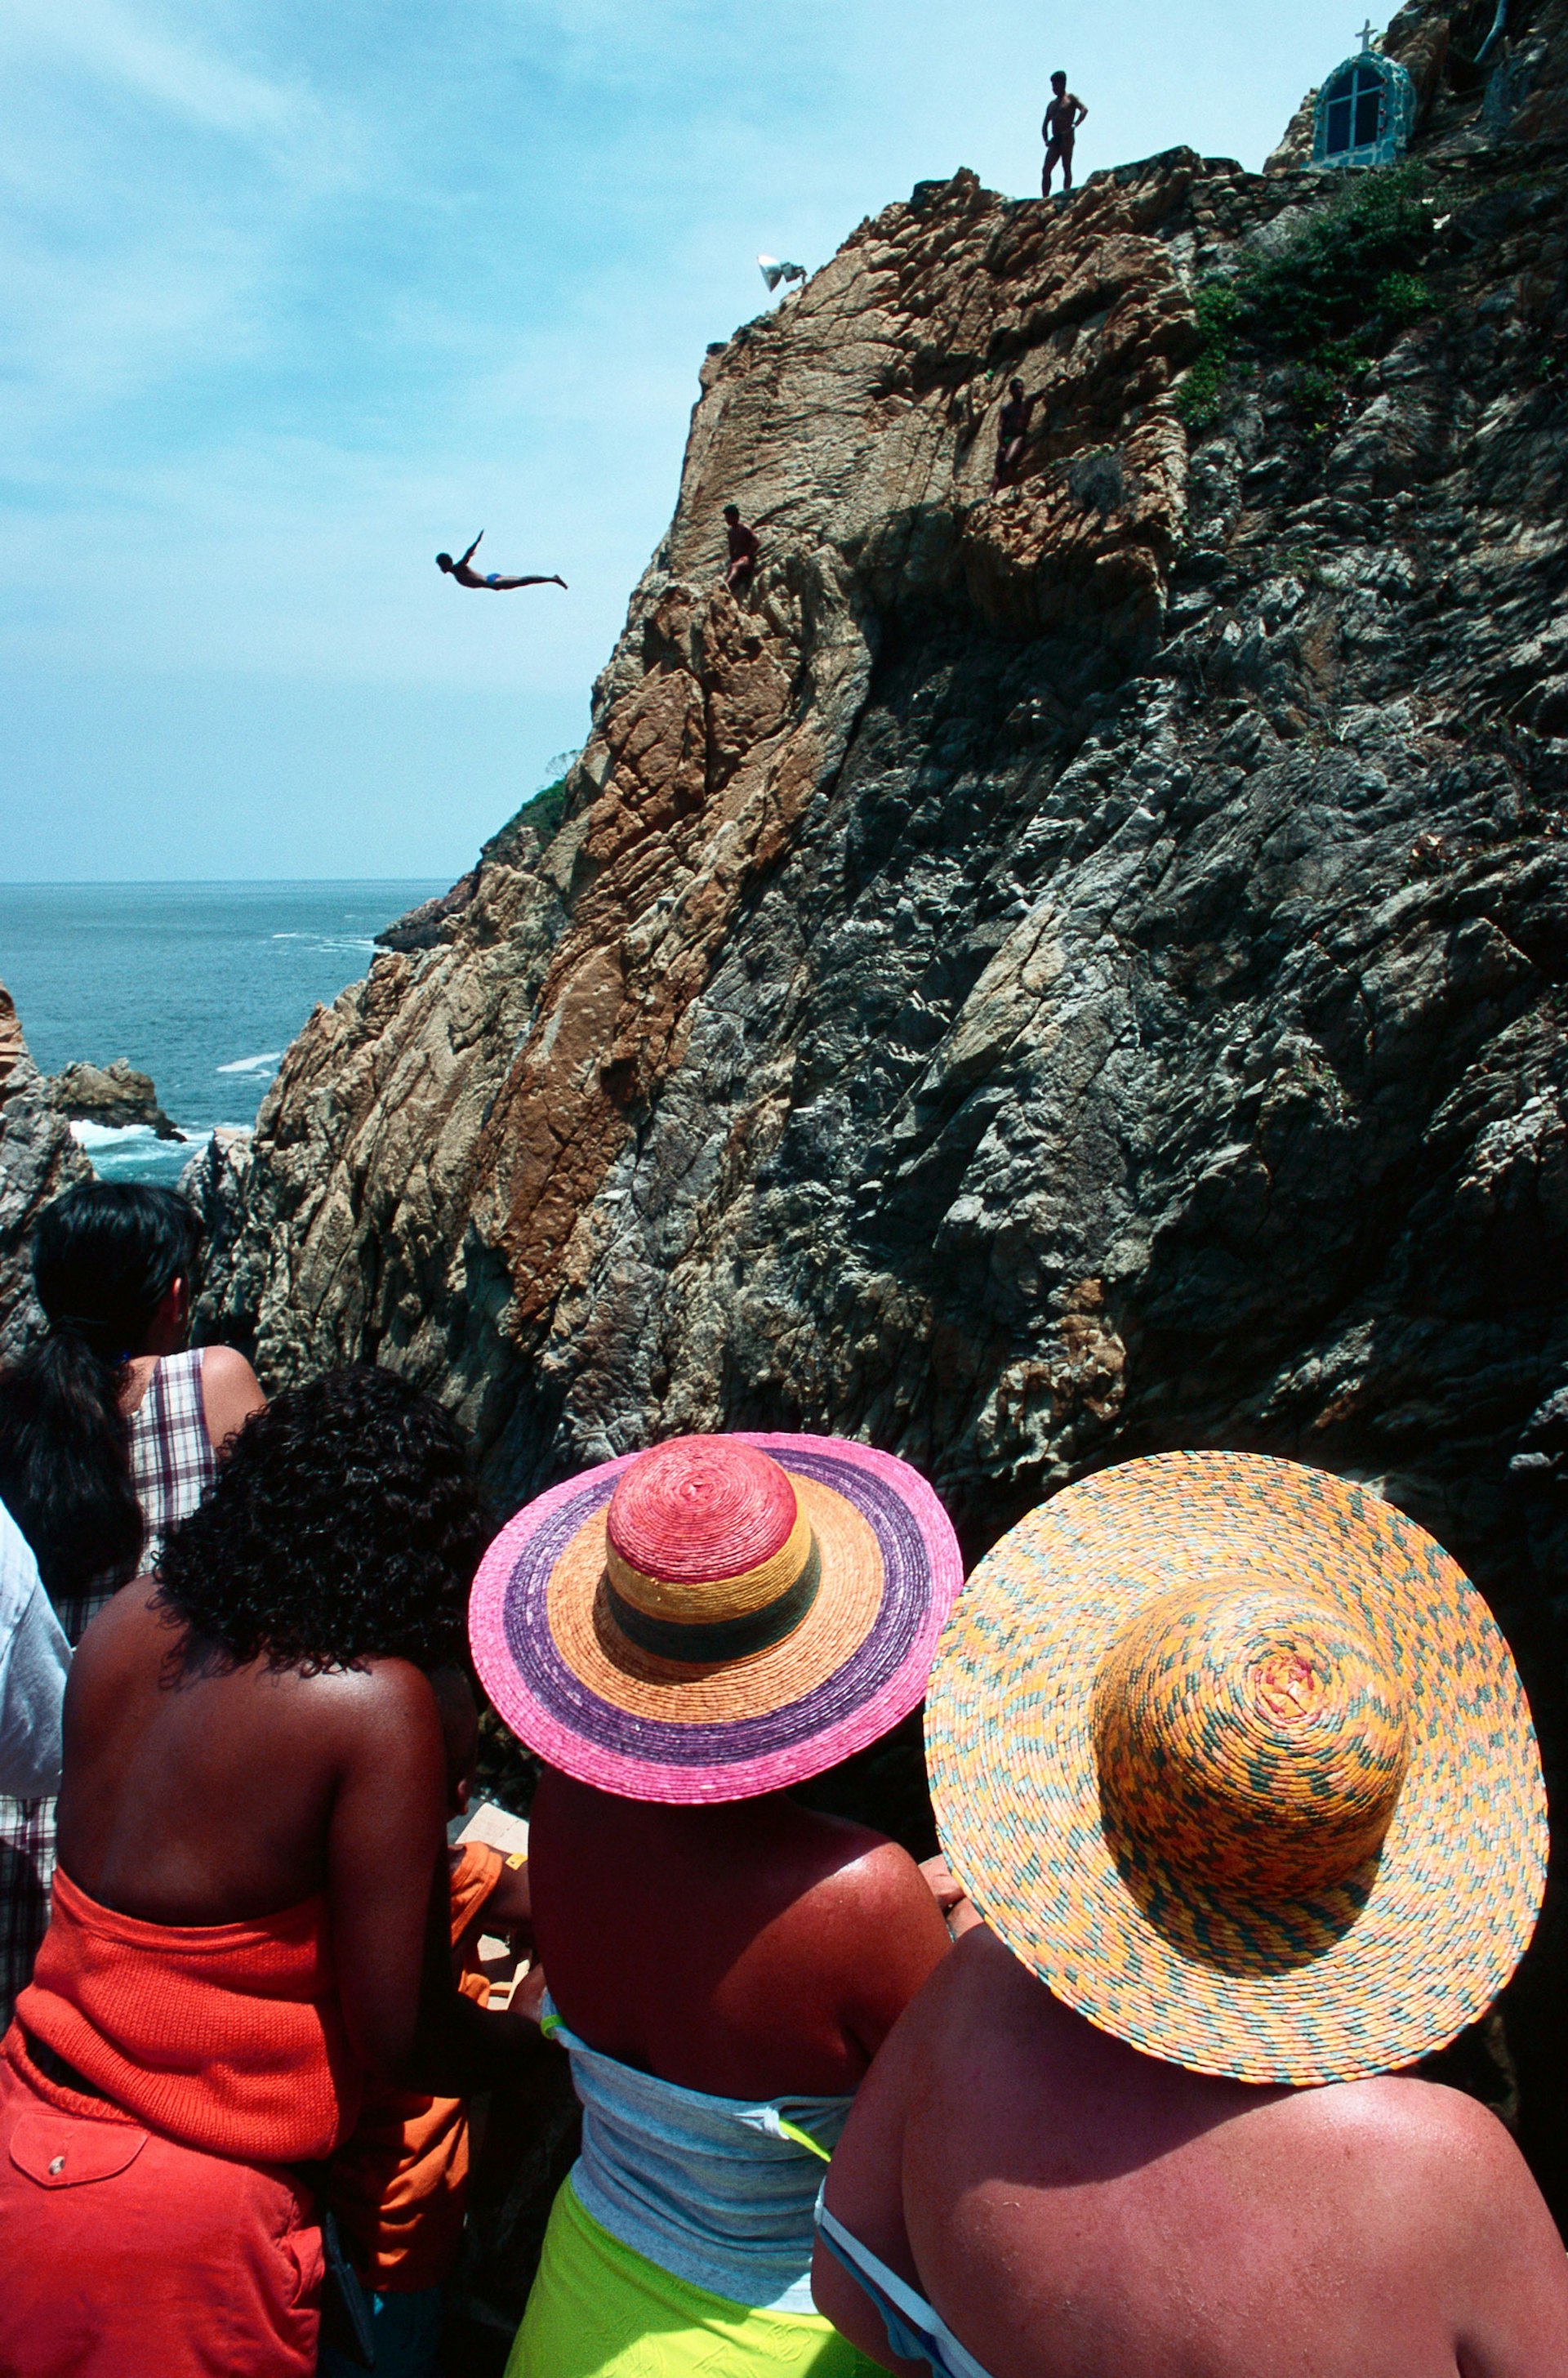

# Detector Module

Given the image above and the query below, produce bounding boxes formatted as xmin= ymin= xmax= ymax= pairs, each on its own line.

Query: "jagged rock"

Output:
xmin=1264 ymin=88 xmax=1319 ymax=173
xmin=375 ymin=871 xmax=479 ymax=953
xmin=1384 ymin=3 xmax=1454 ymax=113
xmin=204 ymin=0 xmax=1568 ymax=2211
xmin=47 ymin=1059 xmax=183 ymax=1140
xmin=0 ymin=983 xmax=91 ymax=1365
xmin=179 ymin=1127 xmax=254 ymax=1332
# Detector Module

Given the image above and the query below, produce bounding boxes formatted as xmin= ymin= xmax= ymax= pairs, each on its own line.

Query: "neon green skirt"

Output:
xmin=506 ymin=2172 xmax=881 ymax=2378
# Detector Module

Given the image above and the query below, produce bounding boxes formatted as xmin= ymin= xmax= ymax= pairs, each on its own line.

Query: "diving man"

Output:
xmin=436 ymin=533 xmax=566 ymax=591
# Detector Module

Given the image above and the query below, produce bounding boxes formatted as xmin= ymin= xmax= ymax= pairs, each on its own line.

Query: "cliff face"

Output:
xmin=0 ymin=984 xmax=91 ymax=1365
xmin=208 ymin=2 xmax=1568 ymax=2189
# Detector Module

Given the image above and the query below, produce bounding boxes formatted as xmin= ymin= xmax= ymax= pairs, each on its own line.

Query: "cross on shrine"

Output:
xmin=1358 ymin=18 xmax=1376 ymax=47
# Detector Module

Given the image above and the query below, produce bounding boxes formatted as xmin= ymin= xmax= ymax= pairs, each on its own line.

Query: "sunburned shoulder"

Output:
xmin=197 ymin=1342 xmax=266 ymax=1447
xmin=1249 ymin=2072 xmax=1566 ymax=2308
xmin=1272 ymin=2066 xmax=1532 ymax=2181
xmin=792 ymin=1810 xmax=931 ymax=1902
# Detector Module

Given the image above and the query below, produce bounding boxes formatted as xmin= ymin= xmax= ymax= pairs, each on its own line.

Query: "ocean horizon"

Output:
xmin=0 ymin=880 xmax=445 ymax=1185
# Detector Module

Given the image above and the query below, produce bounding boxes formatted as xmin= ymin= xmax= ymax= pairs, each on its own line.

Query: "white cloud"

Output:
xmin=0 ymin=0 xmax=331 ymax=158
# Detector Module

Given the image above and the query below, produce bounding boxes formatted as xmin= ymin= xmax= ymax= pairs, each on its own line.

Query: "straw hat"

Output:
xmin=470 ymin=1432 xmax=962 ymax=1803
xmin=926 ymin=1450 xmax=1548 ymax=2086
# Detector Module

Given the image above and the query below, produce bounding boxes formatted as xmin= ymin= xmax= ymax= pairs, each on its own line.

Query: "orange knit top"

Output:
xmin=13 ymin=1864 xmax=361 ymax=2162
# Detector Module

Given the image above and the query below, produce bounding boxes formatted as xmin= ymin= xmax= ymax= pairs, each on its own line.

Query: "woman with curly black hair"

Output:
xmin=0 ymin=1366 xmax=541 ymax=2378
xmin=152 ymin=1361 xmax=482 ymax=1674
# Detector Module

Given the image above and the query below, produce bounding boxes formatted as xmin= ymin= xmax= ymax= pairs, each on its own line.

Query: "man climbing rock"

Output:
xmin=990 ymin=379 xmax=1045 ymax=495
xmin=436 ymin=532 xmax=566 ymax=591
xmin=1042 ymin=70 xmax=1088 ymax=195
xmin=723 ymin=505 xmax=760 ymax=594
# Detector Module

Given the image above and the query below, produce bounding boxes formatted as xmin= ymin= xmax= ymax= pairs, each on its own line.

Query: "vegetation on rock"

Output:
xmin=1176 ymin=163 xmax=1437 ymax=430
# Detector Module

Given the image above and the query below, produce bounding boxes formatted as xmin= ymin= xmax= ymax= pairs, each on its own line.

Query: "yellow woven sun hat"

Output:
xmin=925 ymin=1450 xmax=1548 ymax=2086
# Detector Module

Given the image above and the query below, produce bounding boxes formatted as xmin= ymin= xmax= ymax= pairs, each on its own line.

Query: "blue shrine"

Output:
xmin=1312 ymin=24 xmax=1417 ymax=167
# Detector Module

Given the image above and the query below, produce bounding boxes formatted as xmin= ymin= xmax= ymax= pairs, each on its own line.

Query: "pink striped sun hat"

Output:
xmin=470 ymin=1433 xmax=963 ymax=1803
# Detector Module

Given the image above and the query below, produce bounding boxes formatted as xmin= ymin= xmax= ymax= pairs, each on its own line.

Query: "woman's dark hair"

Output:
xmin=0 ymin=1182 xmax=200 ymax=1600
xmin=155 ymin=1365 xmax=488 ymax=1674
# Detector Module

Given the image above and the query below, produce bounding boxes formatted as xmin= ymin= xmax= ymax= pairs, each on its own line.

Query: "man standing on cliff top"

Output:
xmin=1042 ymin=70 xmax=1088 ymax=195
xmin=436 ymin=532 xmax=566 ymax=591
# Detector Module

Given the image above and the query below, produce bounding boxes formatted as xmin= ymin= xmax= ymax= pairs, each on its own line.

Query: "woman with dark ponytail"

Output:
xmin=0 ymin=1181 xmax=265 ymax=2019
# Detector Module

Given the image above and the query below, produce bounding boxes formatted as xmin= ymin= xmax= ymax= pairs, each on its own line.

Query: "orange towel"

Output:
xmin=11 ymin=1863 xmax=360 ymax=2162
xmin=0 ymin=2037 xmax=323 ymax=2378
xmin=325 ymin=1839 xmax=509 ymax=2292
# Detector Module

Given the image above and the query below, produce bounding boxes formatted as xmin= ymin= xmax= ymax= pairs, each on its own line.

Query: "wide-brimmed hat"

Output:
xmin=926 ymin=1450 xmax=1548 ymax=2086
xmin=470 ymin=1432 xmax=962 ymax=1803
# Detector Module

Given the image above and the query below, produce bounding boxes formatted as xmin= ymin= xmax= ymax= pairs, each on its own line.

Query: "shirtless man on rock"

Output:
xmin=990 ymin=380 xmax=1045 ymax=495
xmin=723 ymin=504 xmax=761 ymax=593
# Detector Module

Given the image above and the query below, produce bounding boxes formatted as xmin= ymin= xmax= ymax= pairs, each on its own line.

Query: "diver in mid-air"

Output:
xmin=436 ymin=531 xmax=566 ymax=591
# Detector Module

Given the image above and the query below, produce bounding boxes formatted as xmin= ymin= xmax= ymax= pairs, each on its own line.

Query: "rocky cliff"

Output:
xmin=0 ymin=984 xmax=91 ymax=1365
xmin=205 ymin=0 xmax=1568 ymax=2200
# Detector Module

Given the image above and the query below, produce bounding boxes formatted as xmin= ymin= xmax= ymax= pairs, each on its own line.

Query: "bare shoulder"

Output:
xmin=820 ymin=1821 xmax=936 ymax=1902
xmin=300 ymin=1653 xmax=442 ymax=1747
xmin=232 ymin=1654 xmax=445 ymax=1814
xmin=70 ymin=1577 xmax=169 ymax=1676
xmin=801 ymin=1818 xmax=951 ymax=1943
xmin=1330 ymin=2079 xmax=1568 ymax=2362
xmin=197 ymin=1342 xmax=266 ymax=1448
xmin=1372 ymin=2074 xmax=1564 ymax=2218
xmin=1280 ymin=2070 xmax=1530 ymax=2171
xmin=1273 ymin=2072 xmax=1565 ymax=2260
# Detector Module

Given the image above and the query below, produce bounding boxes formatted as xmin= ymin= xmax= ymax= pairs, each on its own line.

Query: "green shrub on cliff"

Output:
xmin=483 ymin=771 xmax=572 ymax=869
xmin=1174 ymin=282 xmax=1247 ymax=432
xmin=521 ymin=774 xmax=569 ymax=842
xmin=1177 ymin=164 xmax=1435 ymax=431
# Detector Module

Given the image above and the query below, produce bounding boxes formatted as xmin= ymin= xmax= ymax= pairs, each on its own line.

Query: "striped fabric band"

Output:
xmin=606 ymin=1538 xmax=822 ymax=1662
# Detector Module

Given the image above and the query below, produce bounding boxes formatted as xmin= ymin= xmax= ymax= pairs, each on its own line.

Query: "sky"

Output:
xmin=0 ymin=0 xmax=1362 ymax=881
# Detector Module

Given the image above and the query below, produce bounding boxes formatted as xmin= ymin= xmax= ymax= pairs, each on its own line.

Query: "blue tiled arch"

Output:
xmin=1312 ymin=46 xmax=1416 ymax=167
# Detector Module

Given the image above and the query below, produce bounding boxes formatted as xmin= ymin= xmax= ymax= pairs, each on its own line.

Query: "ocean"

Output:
xmin=0 ymin=881 xmax=444 ymax=1186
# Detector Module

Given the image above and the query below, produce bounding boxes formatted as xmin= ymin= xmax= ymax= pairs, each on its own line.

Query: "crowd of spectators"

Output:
xmin=0 ymin=1180 xmax=1563 ymax=2378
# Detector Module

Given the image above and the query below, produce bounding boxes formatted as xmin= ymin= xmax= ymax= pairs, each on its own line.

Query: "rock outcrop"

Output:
xmin=179 ymin=1127 xmax=254 ymax=1310
xmin=374 ymin=871 xmax=479 ymax=954
xmin=0 ymin=984 xmax=91 ymax=1364
xmin=47 ymin=1058 xmax=184 ymax=1141
xmin=205 ymin=0 xmax=1568 ymax=2204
